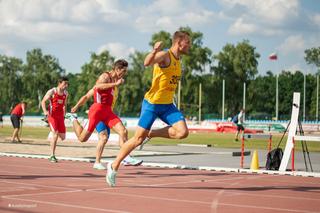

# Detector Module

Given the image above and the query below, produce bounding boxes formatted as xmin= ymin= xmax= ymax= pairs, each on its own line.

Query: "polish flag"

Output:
xmin=269 ymin=53 xmax=277 ymax=60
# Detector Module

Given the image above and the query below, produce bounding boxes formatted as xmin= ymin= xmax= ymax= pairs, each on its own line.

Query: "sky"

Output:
xmin=0 ymin=0 xmax=319 ymax=75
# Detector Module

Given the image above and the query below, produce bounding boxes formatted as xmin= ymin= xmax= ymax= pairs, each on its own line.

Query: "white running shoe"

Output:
xmin=65 ymin=113 xmax=77 ymax=122
xmin=139 ymin=137 xmax=150 ymax=150
xmin=106 ymin=162 xmax=117 ymax=187
xmin=93 ymin=163 xmax=106 ymax=170
xmin=122 ymin=155 xmax=143 ymax=166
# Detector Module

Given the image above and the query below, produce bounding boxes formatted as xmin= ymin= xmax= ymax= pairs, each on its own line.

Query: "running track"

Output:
xmin=1 ymin=156 xmax=320 ymax=213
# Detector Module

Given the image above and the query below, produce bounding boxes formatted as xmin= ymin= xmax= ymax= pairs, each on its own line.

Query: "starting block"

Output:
xmin=232 ymin=151 xmax=251 ymax=157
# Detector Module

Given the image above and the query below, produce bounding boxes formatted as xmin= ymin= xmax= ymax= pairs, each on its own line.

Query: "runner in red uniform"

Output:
xmin=10 ymin=102 xmax=27 ymax=142
xmin=66 ymin=60 xmax=127 ymax=144
xmin=41 ymin=77 xmax=69 ymax=163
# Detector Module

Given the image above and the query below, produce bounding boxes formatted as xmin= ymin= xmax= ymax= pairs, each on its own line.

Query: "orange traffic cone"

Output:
xmin=250 ymin=150 xmax=259 ymax=170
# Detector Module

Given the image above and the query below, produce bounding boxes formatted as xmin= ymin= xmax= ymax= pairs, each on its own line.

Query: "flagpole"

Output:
xmin=303 ymin=73 xmax=306 ymax=121
xmin=317 ymin=74 xmax=319 ymax=121
xmin=269 ymin=52 xmax=279 ymax=121
xmin=276 ymin=74 xmax=278 ymax=120
xmin=243 ymin=82 xmax=246 ymax=120
xmin=222 ymin=79 xmax=225 ymax=120
xmin=199 ymin=83 xmax=202 ymax=124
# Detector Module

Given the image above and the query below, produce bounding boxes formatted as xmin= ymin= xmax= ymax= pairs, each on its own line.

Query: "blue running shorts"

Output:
xmin=138 ymin=99 xmax=185 ymax=130
xmin=95 ymin=122 xmax=110 ymax=139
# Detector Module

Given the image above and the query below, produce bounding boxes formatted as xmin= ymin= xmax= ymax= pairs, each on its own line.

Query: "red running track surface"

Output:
xmin=1 ymin=156 xmax=320 ymax=213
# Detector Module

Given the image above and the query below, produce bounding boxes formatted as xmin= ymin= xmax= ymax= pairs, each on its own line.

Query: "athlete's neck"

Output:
xmin=110 ymin=70 xmax=118 ymax=80
xmin=169 ymin=47 xmax=180 ymax=59
xmin=56 ymin=86 xmax=65 ymax=95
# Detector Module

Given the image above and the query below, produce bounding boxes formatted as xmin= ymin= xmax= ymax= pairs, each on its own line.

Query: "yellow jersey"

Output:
xmin=144 ymin=50 xmax=181 ymax=104
xmin=111 ymin=86 xmax=118 ymax=110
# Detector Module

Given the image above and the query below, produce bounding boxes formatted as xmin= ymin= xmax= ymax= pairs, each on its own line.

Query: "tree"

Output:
xmin=212 ymin=40 xmax=260 ymax=115
xmin=0 ymin=55 xmax=23 ymax=113
xmin=305 ymin=47 xmax=320 ymax=70
xmin=22 ymin=49 xmax=65 ymax=113
xmin=247 ymin=71 xmax=276 ymax=119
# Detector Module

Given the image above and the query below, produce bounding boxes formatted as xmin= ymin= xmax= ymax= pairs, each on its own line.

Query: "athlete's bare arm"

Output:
xmin=41 ymin=90 xmax=53 ymax=116
xmin=144 ymin=41 xmax=170 ymax=67
xmin=71 ymin=89 xmax=94 ymax=113
xmin=64 ymin=94 xmax=68 ymax=115
xmin=95 ymin=73 xmax=124 ymax=90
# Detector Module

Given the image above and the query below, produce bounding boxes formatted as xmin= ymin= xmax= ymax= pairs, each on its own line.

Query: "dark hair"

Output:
xmin=113 ymin=59 xmax=128 ymax=70
xmin=172 ymin=31 xmax=190 ymax=43
xmin=58 ymin=76 xmax=69 ymax=83
xmin=21 ymin=101 xmax=27 ymax=105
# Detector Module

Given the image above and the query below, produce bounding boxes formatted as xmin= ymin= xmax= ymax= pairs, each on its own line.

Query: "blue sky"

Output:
xmin=0 ymin=0 xmax=319 ymax=75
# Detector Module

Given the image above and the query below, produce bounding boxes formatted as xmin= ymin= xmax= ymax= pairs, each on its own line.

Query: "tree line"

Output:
xmin=0 ymin=27 xmax=319 ymax=121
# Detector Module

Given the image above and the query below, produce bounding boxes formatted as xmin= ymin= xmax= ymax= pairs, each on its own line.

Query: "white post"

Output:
xmin=276 ymin=75 xmax=279 ymax=120
xmin=243 ymin=82 xmax=246 ymax=120
xmin=199 ymin=83 xmax=202 ymax=124
xmin=222 ymin=79 xmax=225 ymax=120
xmin=279 ymin=92 xmax=300 ymax=172
xmin=317 ymin=75 xmax=319 ymax=121
xmin=303 ymin=74 xmax=306 ymax=121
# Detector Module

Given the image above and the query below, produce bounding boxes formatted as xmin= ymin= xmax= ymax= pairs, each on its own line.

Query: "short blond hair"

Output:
xmin=172 ymin=31 xmax=190 ymax=44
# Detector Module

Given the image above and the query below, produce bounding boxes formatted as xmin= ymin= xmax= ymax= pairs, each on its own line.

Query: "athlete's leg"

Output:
xmin=69 ymin=116 xmax=96 ymax=142
xmin=112 ymin=126 xmax=149 ymax=170
xmin=11 ymin=128 xmax=19 ymax=141
xmin=111 ymin=122 xmax=128 ymax=146
xmin=148 ymin=104 xmax=189 ymax=140
xmin=148 ymin=120 xmax=189 ymax=139
xmin=10 ymin=115 xmax=20 ymax=142
xmin=95 ymin=122 xmax=110 ymax=164
xmin=50 ymin=132 xmax=59 ymax=156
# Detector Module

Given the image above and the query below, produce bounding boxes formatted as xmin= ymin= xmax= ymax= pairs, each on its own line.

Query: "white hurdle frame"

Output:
xmin=240 ymin=133 xmax=272 ymax=168
xmin=291 ymin=135 xmax=320 ymax=171
xmin=279 ymin=92 xmax=300 ymax=172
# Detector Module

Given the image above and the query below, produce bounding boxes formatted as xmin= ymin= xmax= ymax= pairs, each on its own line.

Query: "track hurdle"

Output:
xmin=291 ymin=135 xmax=320 ymax=171
xmin=240 ymin=133 xmax=272 ymax=168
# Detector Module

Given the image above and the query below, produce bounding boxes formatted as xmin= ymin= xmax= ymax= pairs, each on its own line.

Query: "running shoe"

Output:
xmin=93 ymin=163 xmax=106 ymax=170
xmin=49 ymin=155 xmax=58 ymax=163
xmin=65 ymin=113 xmax=78 ymax=122
xmin=139 ymin=137 xmax=150 ymax=150
xmin=106 ymin=162 xmax=117 ymax=187
xmin=122 ymin=155 xmax=143 ymax=166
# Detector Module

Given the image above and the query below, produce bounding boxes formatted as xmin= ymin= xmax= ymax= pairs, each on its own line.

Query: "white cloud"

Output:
xmin=228 ymin=18 xmax=256 ymax=35
xmin=0 ymin=43 xmax=15 ymax=56
xmin=0 ymin=0 xmax=122 ymax=42
xmin=285 ymin=63 xmax=303 ymax=72
xmin=97 ymin=42 xmax=135 ymax=60
xmin=219 ymin=0 xmax=299 ymax=24
xmin=219 ymin=0 xmax=301 ymax=36
xmin=278 ymin=35 xmax=305 ymax=56
xmin=133 ymin=0 xmax=215 ymax=33
xmin=311 ymin=13 xmax=320 ymax=27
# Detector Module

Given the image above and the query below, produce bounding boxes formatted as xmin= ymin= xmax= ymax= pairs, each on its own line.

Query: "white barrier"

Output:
xmin=294 ymin=136 xmax=320 ymax=142
xmin=244 ymin=134 xmax=271 ymax=139
xmin=48 ymin=132 xmax=119 ymax=144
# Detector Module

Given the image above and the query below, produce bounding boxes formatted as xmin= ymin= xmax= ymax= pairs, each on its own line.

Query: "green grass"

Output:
xmin=1 ymin=126 xmax=319 ymax=152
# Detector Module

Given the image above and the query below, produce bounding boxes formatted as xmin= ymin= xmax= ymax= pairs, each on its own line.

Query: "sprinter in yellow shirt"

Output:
xmin=106 ymin=31 xmax=191 ymax=187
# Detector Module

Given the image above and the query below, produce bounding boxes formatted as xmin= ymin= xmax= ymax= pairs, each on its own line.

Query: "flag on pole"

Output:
xmin=269 ymin=52 xmax=277 ymax=60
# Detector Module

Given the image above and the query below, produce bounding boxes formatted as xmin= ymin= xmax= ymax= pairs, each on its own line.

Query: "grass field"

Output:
xmin=1 ymin=125 xmax=320 ymax=152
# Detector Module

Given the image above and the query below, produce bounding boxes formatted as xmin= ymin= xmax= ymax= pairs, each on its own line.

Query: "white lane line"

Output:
xmin=218 ymin=202 xmax=319 ymax=213
xmin=3 ymin=189 xmax=82 ymax=198
xmin=225 ymin=191 xmax=320 ymax=201
xmin=0 ymin=180 xmax=77 ymax=190
xmin=4 ymin=196 xmax=131 ymax=213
